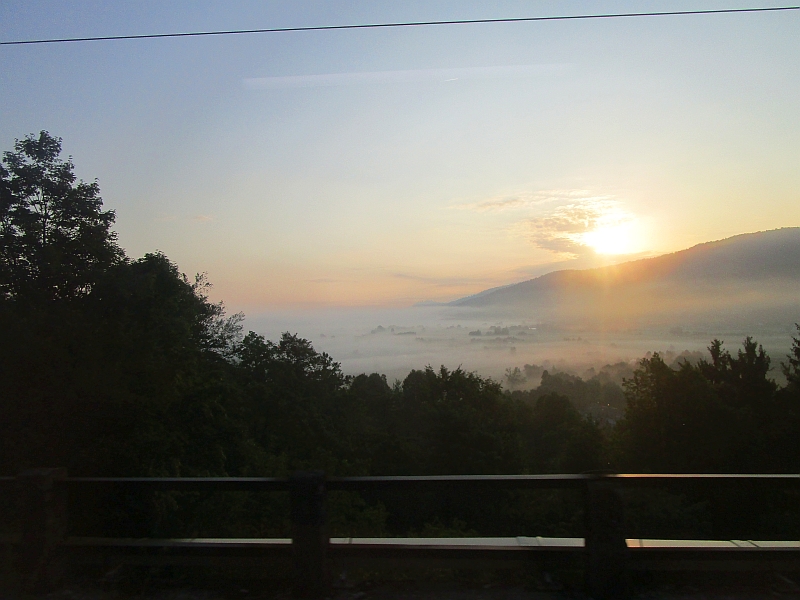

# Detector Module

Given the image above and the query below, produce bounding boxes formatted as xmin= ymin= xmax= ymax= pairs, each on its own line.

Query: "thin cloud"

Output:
xmin=454 ymin=188 xmax=603 ymax=212
xmin=244 ymin=64 xmax=567 ymax=90
xmin=457 ymin=196 xmax=533 ymax=212
xmin=391 ymin=272 xmax=493 ymax=288
xmin=193 ymin=214 xmax=215 ymax=222
xmin=532 ymin=234 xmax=591 ymax=255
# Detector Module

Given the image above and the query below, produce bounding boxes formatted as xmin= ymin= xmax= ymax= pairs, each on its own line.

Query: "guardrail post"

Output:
xmin=584 ymin=476 xmax=628 ymax=600
xmin=16 ymin=468 xmax=68 ymax=593
xmin=290 ymin=471 xmax=328 ymax=598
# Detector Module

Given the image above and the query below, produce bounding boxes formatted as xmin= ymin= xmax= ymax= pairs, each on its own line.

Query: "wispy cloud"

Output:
xmin=456 ymin=196 xmax=533 ymax=212
xmin=193 ymin=214 xmax=215 ymax=223
xmin=390 ymin=272 xmax=493 ymax=288
xmin=244 ymin=64 xmax=566 ymax=90
xmin=453 ymin=189 xmax=600 ymax=212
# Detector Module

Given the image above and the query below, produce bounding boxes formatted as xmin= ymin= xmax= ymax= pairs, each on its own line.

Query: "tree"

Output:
xmin=0 ymin=131 xmax=250 ymax=477
xmin=526 ymin=392 xmax=605 ymax=473
xmin=0 ymin=131 xmax=122 ymax=302
xmin=782 ymin=324 xmax=800 ymax=389
xmin=614 ymin=353 xmax=727 ymax=472
xmin=615 ymin=338 xmax=783 ymax=473
xmin=504 ymin=366 xmax=527 ymax=389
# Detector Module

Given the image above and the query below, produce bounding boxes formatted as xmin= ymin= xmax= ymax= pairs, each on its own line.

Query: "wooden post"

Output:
xmin=584 ymin=476 xmax=628 ymax=600
xmin=16 ymin=468 xmax=68 ymax=593
xmin=290 ymin=471 xmax=328 ymax=598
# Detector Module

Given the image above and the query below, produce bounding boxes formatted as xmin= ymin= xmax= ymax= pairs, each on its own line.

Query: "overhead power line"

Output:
xmin=1 ymin=5 xmax=798 ymax=46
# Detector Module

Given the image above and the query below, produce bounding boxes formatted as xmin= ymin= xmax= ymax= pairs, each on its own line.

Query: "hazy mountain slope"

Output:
xmin=450 ymin=228 xmax=800 ymax=330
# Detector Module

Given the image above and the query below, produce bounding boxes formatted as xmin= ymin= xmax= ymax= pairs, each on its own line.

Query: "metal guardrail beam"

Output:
xmin=3 ymin=471 xmax=799 ymax=599
xmin=4 ymin=473 xmax=800 ymax=492
xmin=61 ymin=476 xmax=291 ymax=492
xmin=4 ymin=536 xmax=797 ymax=570
xmin=327 ymin=474 xmax=589 ymax=490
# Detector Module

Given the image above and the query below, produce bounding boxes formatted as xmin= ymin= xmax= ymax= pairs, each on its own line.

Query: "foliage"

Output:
xmin=613 ymin=337 xmax=796 ymax=473
xmin=782 ymin=323 xmax=800 ymax=388
xmin=507 ymin=369 xmax=626 ymax=425
xmin=0 ymin=131 xmax=122 ymax=302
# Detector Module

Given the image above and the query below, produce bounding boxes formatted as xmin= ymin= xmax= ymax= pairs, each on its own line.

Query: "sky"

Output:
xmin=2 ymin=1 xmax=799 ymax=314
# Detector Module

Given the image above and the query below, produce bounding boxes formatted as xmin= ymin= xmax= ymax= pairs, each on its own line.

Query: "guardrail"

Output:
xmin=2 ymin=471 xmax=799 ymax=599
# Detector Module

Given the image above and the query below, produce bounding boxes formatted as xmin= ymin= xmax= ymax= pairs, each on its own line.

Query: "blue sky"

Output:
xmin=2 ymin=1 xmax=799 ymax=311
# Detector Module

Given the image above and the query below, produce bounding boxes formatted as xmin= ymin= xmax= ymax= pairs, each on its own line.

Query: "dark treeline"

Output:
xmin=506 ymin=366 xmax=629 ymax=424
xmin=2 ymin=132 xmax=800 ymax=540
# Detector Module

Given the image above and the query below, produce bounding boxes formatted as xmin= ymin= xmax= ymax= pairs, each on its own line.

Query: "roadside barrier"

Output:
xmin=2 ymin=471 xmax=799 ymax=599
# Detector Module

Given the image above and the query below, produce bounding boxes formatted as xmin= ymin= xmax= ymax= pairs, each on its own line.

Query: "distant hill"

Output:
xmin=449 ymin=228 xmax=800 ymax=331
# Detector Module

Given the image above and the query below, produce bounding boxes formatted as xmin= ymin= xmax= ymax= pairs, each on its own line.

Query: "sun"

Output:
xmin=580 ymin=221 xmax=638 ymax=255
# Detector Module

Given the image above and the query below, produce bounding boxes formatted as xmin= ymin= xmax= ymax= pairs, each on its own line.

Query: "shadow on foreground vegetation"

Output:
xmin=2 ymin=133 xmax=799 ymax=541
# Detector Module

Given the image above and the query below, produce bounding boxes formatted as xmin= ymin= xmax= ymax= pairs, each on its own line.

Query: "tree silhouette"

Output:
xmin=0 ymin=131 xmax=122 ymax=302
xmin=782 ymin=324 xmax=800 ymax=389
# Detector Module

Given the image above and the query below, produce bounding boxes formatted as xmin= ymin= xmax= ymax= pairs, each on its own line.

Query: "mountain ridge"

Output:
xmin=449 ymin=228 xmax=800 ymax=330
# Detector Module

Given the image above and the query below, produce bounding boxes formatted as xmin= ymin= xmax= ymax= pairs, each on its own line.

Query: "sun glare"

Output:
xmin=581 ymin=222 xmax=637 ymax=255
xmin=532 ymin=198 xmax=646 ymax=257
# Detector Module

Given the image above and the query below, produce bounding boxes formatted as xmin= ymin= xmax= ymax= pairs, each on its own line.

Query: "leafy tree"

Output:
xmin=507 ymin=369 xmax=626 ymax=424
xmin=773 ymin=325 xmax=800 ymax=473
xmin=0 ymin=132 xmax=251 ymax=478
xmin=0 ymin=252 xmax=255 ymax=478
xmin=614 ymin=353 xmax=729 ymax=472
xmin=233 ymin=331 xmax=356 ymax=474
xmin=525 ymin=393 xmax=606 ymax=473
xmin=389 ymin=366 xmax=604 ymax=476
xmin=698 ymin=337 xmax=776 ymax=408
xmin=782 ymin=323 xmax=800 ymax=389
xmin=504 ymin=366 xmax=527 ymax=389
xmin=614 ymin=338 xmax=785 ymax=473
xmin=0 ymin=131 xmax=122 ymax=302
